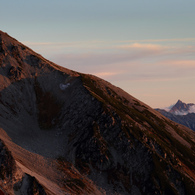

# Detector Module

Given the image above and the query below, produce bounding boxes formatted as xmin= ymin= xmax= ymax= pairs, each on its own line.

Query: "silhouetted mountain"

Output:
xmin=0 ymin=30 xmax=195 ymax=195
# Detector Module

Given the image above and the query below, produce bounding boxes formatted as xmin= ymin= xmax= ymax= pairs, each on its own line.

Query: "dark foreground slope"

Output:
xmin=0 ymin=31 xmax=195 ymax=195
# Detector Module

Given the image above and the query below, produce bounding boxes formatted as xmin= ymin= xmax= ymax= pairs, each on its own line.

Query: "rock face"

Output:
xmin=0 ymin=30 xmax=195 ymax=195
xmin=13 ymin=174 xmax=47 ymax=195
xmin=0 ymin=139 xmax=47 ymax=195
xmin=0 ymin=139 xmax=15 ymax=183
xmin=156 ymin=100 xmax=195 ymax=131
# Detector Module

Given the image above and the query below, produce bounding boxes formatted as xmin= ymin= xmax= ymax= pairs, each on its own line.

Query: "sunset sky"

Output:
xmin=1 ymin=0 xmax=195 ymax=108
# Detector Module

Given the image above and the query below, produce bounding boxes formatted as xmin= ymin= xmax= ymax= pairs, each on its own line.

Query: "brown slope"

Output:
xmin=0 ymin=128 xmax=102 ymax=195
xmin=0 ymin=137 xmax=48 ymax=195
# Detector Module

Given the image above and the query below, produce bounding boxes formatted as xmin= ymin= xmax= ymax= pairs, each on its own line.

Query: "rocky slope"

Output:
xmin=0 ymin=30 xmax=195 ymax=194
xmin=0 ymin=139 xmax=47 ymax=195
xmin=156 ymin=100 xmax=195 ymax=131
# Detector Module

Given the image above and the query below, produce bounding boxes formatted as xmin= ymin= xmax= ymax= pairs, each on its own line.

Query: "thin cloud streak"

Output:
xmin=23 ymin=40 xmax=111 ymax=50
xmin=125 ymin=38 xmax=195 ymax=43
xmin=92 ymin=71 xmax=120 ymax=79
xmin=24 ymin=39 xmax=195 ymax=63
xmin=23 ymin=38 xmax=195 ymax=47
xmin=162 ymin=60 xmax=195 ymax=67
xmin=118 ymin=43 xmax=168 ymax=50
xmin=49 ymin=43 xmax=195 ymax=73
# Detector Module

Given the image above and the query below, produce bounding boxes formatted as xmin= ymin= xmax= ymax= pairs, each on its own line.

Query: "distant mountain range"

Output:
xmin=0 ymin=30 xmax=195 ymax=194
xmin=156 ymin=100 xmax=195 ymax=131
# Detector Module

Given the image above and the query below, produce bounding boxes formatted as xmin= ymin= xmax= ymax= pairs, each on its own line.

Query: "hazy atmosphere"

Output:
xmin=1 ymin=0 xmax=195 ymax=108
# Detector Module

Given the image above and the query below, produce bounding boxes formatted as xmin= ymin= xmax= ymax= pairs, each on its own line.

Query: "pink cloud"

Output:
xmin=119 ymin=43 xmax=167 ymax=51
xmin=92 ymin=72 xmax=120 ymax=79
xmin=125 ymin=38 xmax=195 ymax=43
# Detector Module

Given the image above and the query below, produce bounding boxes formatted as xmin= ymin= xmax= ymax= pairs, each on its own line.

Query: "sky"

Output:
xmin=1 ymin=0 xmax=195 ymax=108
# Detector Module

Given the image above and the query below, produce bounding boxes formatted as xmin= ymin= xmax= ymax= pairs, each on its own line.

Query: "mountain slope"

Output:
xmin=0 ymin=138 xmax=47 ymax=195
xmin=0 ymin=30 xmax=195 ymax=195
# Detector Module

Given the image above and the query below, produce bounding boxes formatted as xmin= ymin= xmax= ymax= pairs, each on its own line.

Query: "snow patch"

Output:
xmin=189 ymin=105 xmax=195 ymax=113
xmin=174 ymin=110 xmax=189 ymax=115
xmin=59 ymin=83 xmax=70 ymax=90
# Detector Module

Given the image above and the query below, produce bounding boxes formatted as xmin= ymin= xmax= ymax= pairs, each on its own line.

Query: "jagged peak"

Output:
xmin=174 ymin=99 xmax=186 ymax=106
xmin=176 ymin=99 xmax=183 ymax=103
xmin=174 ymin=99 xmax=195 ymax=107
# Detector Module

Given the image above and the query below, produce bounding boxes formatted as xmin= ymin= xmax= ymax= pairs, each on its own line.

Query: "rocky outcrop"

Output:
xmin=0 ymin=139 xmax=47 ymax=195
xmin=0 ymin=139 xmax=15 ymax=183
xmin=13 ymin=174 xmax=47 ymax=195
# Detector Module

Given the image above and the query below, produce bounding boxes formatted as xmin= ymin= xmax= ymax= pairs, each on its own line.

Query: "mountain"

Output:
xmin=169 ymin=100 xmax=195 ymax=115
xmin=0 ymin=30 xmax=195 ymax=195
xmin=156 ymin=100 xmax=195 ymax=131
